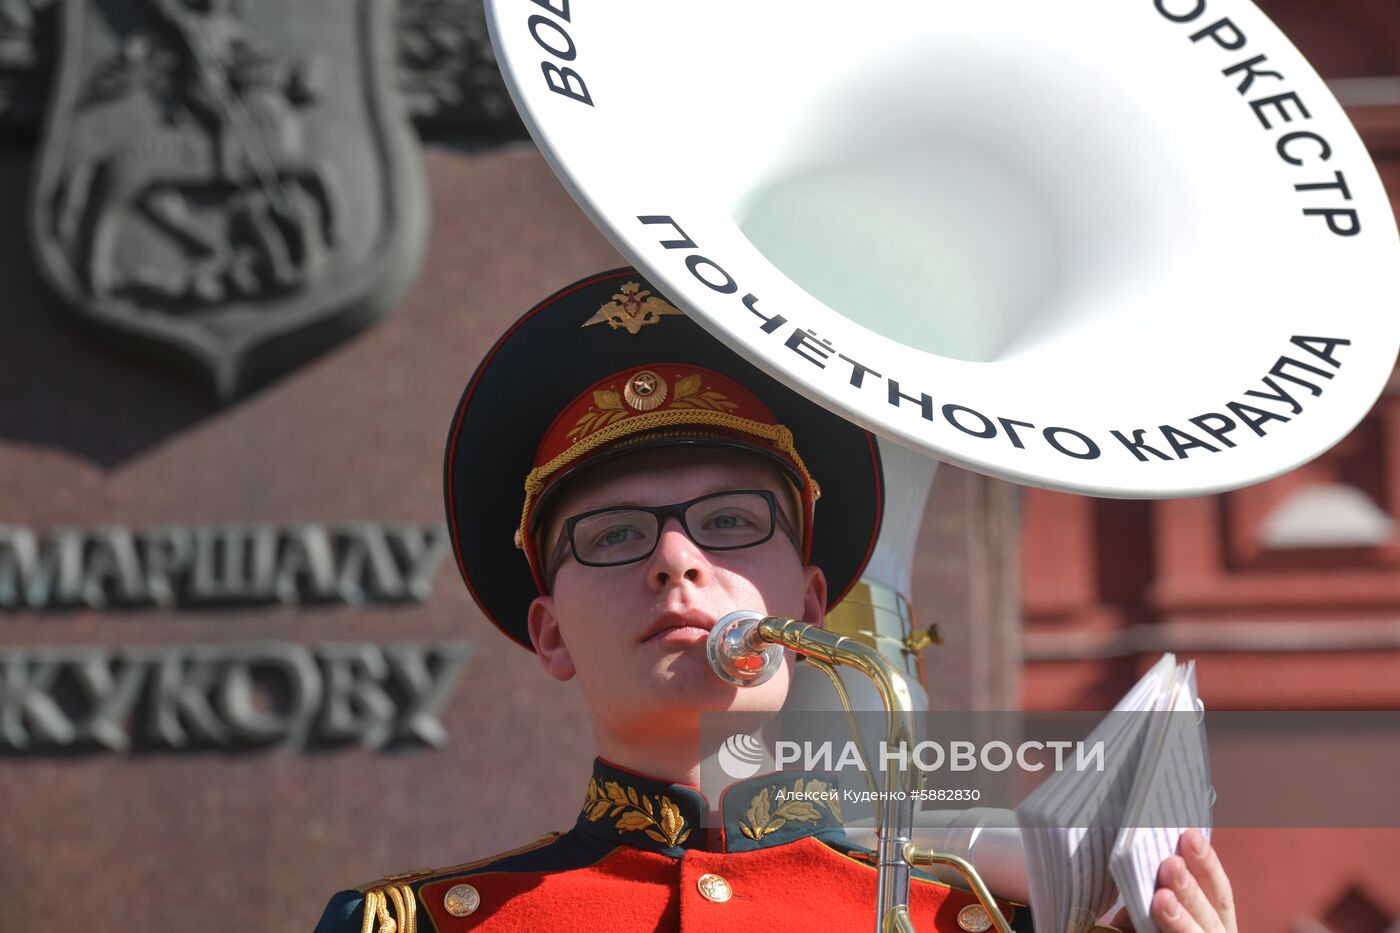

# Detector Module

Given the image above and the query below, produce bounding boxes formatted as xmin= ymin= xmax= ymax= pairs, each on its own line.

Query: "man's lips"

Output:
xmin=641 ymin=609 xmax=717 ymax=643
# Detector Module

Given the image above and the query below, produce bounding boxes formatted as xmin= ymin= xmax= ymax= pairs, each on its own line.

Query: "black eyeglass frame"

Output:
xmin=545 ymin=489 xmax=799 ymax=586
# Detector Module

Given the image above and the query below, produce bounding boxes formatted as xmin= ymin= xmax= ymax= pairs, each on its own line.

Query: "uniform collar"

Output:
xmin=575 ymin=758 xmax=846 ymax=856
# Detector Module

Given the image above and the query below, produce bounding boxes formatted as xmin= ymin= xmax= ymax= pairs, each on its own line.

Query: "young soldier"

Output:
xmin=314 ymin=269 xmax=1237 ymax=933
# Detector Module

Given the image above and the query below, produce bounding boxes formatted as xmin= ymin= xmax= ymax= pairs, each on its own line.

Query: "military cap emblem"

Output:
xmin=623 ymin=369 xmax=667 ymax=410
xmin=581 ymin=281 xmax=683 ymax=334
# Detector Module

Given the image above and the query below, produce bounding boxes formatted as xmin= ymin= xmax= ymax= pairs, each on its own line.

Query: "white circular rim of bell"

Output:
xmin=485 ymin=0 xmax=1400 ymax=499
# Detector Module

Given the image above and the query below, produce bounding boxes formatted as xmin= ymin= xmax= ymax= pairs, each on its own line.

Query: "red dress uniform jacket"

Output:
xmin=314 ymin=759 xmax=1031 ymax=933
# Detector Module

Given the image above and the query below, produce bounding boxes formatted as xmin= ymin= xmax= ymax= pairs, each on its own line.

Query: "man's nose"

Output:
xmin=647 ymin=517 xmax=708 ymax=589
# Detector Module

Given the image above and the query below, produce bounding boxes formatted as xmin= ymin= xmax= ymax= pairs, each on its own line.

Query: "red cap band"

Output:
xmin=516 ymin=364 xmax=820 ymax=591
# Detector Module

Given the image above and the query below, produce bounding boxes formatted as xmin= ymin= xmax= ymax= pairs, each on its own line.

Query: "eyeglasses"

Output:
xmin=546 ymin=489 xmax=798 ymax=582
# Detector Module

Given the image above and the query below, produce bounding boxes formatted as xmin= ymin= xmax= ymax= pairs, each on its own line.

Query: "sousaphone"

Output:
xmin=484 ymin=0 xmax=1398 ymax=498
xmin=483 ymin=1 xmax=1399 ymax=930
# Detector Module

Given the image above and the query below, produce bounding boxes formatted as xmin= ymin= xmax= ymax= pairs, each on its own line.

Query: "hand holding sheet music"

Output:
xmin=1016 ymin=655 xmax=1215 ymax=933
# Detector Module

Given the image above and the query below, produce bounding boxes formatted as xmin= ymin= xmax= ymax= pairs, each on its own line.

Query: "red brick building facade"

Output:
xmin=1021 ymin=6 xmax=1400 ymax=928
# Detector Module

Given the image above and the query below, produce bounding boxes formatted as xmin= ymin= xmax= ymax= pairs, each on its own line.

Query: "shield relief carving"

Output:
xmin=30 ymin=0 xmax=427 ymax=400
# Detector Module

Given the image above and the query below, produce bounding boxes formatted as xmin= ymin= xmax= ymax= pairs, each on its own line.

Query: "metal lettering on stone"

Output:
xmin=0 ymin=640 xmax=476 ymax=752
xmin=0 ymin=522 xmax=451 ymax=610
xmin=29 ymin=0 xmax=428 ymax=400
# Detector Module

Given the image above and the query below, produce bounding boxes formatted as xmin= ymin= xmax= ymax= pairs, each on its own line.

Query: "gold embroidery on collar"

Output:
xmin=738 ymin=777 xmax=842 ymax=841
xmin=583 ymin=777 xmax=692 ymax=848
xmin=582 ymin=282 xmax=684 ymax=334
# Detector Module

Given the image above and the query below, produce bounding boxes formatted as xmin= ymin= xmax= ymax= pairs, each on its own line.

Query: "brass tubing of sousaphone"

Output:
xmin=901 ymin=848 xmax=1013 ymax=933
xmin=752 ymin=618 xmax=915 ymax=930
xmin=751 ymin=617 xmax=1010 ymax=933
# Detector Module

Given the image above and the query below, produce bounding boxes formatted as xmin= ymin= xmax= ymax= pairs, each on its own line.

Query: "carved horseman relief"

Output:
xmin=30 ymin=0 xmax=427 ymax=400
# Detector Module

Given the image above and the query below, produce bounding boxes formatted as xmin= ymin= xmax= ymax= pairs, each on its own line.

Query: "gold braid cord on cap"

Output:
xmin=360 ymin=883 xmax=416 ymax=933
xmin=517 ymin=408 xmax=819 ymax=545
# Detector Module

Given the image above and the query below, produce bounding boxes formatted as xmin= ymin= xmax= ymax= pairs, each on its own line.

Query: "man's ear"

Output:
xmin=527 ymin=595 xmax=576 ymax=681
xmin=802 ymin=564 xmax=828 ymax=628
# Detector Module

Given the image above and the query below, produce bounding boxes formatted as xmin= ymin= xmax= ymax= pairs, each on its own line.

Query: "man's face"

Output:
xmin=526 ymin=447 xmax=826 ymax=737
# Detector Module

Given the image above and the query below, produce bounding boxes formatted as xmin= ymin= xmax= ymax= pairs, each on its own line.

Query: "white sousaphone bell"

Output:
xmin=485 ymin=1 xmax=1399 ymax=930
xmin=485 ymin=0 xmax=1398 ymax=501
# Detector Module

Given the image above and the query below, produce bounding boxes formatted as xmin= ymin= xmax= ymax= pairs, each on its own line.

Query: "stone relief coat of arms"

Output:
xmin=30 ymin=0 xmax=427 ymax=399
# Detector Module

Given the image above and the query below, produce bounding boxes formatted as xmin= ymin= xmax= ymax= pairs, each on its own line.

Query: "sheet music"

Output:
xmin=1110 ymin=663 xmax=1214 ymax=933
xmin=1019 ymin=655 xmax=1179 ymax=932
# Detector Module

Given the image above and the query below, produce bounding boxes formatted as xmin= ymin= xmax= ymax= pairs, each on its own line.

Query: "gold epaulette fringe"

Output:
xmin=360 ymin=883 xmax=416 ymax=933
